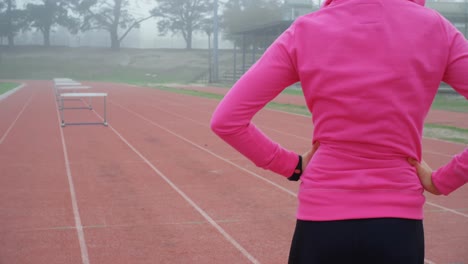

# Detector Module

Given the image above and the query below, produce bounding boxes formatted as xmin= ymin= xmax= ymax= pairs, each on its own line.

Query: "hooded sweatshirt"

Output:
xmin=211 ymin=0 xmax=468 ymax=221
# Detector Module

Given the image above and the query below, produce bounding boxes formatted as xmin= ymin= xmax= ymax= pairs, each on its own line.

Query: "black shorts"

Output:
xmin=289 ymin=218 xmax=424 ymax=264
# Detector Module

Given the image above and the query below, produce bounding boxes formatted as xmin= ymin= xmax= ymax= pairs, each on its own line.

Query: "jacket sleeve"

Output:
xmin=210 ymin=23 xmax=301 ymax=177
xmin=432 ymin=18 xmax=468 ymax=195
xmin=432 ymin=149 xmax=468 ymax=195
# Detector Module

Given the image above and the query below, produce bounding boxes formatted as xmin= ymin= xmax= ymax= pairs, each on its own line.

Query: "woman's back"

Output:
xmin=295 ymin=0 xmax=456 ymax=220
xmin=211 ymin=0 xmax=468 ymax=221
xmin=300 ymin=0 xmax=446 ymax=157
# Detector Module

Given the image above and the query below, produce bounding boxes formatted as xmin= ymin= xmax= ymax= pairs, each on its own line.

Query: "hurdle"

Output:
xmin=53 ymin=78 xmax=84 ymax=100
xmin=53 ymin=78 xmax=98 ymax=110
xmin=59 ymin=92 xmax=108 ymax=127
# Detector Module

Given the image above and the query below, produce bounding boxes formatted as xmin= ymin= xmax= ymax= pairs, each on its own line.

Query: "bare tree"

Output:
xmin=152 ymin=0 xmax=212 ymax=50
xmin=74 ymin=0 xmax=154 ymax=50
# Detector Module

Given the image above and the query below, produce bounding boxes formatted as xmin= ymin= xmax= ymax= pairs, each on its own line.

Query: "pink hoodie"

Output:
xmin=211 ymin=0 xmax=468 ymax=221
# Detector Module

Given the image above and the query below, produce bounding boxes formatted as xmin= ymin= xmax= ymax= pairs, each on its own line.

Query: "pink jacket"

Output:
xmin=211 ymin=0 xmax=468 ymax=221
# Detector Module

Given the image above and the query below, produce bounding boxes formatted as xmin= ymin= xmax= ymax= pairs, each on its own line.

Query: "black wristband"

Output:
xmin=288 ymin=155 xmax=302 ymax=181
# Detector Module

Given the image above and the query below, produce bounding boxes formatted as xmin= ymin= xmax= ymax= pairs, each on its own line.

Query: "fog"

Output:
xmin=9 ymin=0 xmax=468 ymax=49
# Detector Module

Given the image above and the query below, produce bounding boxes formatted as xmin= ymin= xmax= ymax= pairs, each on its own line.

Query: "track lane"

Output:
xmin=0 ymin=81 xmax=82 ymax=264
xmin=59 ymin=89 xmax=256 ymax=263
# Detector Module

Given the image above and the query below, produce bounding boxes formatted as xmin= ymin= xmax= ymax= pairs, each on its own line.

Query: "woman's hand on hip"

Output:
xmin=408 ymin=158 xmax=441 ymax=195
xmin=302 ymin=141 xmax=320 ymax=171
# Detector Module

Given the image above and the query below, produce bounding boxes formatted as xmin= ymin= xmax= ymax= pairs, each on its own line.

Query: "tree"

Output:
xmin=0 ymin=0 xmax=25 ymax=48
xmin=222 ymin=0 xmax=284 ymax=48
xmin=74 ymin=0 xmax=154 ymax=50
xmin=151 ymin=0 xmax=212 ymax=50
xmin=25 ymin=0 xmax=78 ymax=47
xmin=4 ymin=0 xmax=14 ymax=47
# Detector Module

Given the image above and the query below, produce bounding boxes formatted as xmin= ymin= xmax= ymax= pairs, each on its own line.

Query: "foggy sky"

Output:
xmin=11 ymin=0 xmax=468 ymax=49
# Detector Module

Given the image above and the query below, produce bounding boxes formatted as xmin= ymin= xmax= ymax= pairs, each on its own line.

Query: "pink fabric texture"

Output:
xmin=211 ymin=0 xmax=468 ymax=221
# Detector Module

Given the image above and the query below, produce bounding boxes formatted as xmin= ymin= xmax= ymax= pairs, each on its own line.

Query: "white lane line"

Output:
xmin=6 ymin=218 xmax=244 ymax=233
xmin=90 ymin=110 xmax=260 ymax=264
xmin=423 ymin=150 xmax=453 ymax=158
xmin=426 ymin=202 xmax=468 ymax=218
xmin=262 ymin=106 xmax=311 ymax=118
xmin=112 ymin=100 xmax=468 ymax=219
xmin=424 ymin=259 xmax=437 ymax=264
xmin=53 ymin=92 xmax=90 ymax=264
xmin=260 ymin=126 xmax=312 ymax=141
xmin=0 ymin=89 xmax=33 ymax=145
xmin=423 ymin=136 xmax=466 ymax=147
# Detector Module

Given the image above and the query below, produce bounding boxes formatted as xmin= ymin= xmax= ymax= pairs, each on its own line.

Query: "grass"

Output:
xmin=282 ymin=86 xmax=304 ymax=96
xmin=0 ymin=82 xmax=19 ymax=95
xmin=266 ymin=102 xmax=310 ymax=116
xmin=431 ymin=93 xmax=468 ymax=113
xmin=274 ymin=85 xmax=467 ymax=114
xmin=425 ymin=123 xmax=468 ymax=133
xmin=423 ymin=124 xmax=468 ymax=144
xmin=0 ymin=57 xmax=205 ymax=84
xmin=156 ymin=86 xmax=224 ymax=100
xmin=0 ymin=47 xmax=233 ymax=84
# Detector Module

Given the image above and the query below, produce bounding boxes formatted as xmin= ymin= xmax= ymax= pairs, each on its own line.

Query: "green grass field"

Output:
xmin=424 ymin=124 xmax=468 ymax=144
xmin=157 ymin=86 xmax=224 ymax=100
xmin=0 ymin=47 xmax=234 ymax=84
xmin=432 ymin=94 xmax=468 ymax=113
xmin=0 ymin=82 xmax=19 ymax=95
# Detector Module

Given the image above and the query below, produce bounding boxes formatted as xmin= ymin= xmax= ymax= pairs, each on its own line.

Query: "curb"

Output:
xmin=0 ymin=83 xmax=26 ymax=101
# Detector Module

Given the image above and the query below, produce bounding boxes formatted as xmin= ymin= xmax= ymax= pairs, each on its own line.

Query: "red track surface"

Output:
xmin=0 ymin=81 xmax=466 ymax=264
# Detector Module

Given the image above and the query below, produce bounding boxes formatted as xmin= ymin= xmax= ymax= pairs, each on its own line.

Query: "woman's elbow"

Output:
xmin=210 ymin=114 xmax=228 ymax=136
xmin=210 ymin=114 xmax=242 ymax=137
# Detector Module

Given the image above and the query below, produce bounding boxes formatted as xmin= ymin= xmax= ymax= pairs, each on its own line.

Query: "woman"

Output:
xmin=210 ymin=0 xmax=468 ymax=263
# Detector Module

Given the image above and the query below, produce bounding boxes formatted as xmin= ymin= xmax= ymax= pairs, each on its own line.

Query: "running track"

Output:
xmin=0 ymin=81 xmax=466 ymax=264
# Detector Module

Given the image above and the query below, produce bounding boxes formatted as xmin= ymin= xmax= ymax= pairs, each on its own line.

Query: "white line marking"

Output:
xmin=262 ymin=106 xmax=311 ymax=117
xmin=260 ymin=126 xmax=311 ymax=141
xmin=424 ymin=150 xmax=453 ymax=158
xmin=90 ymin=109 xmax=260 ymax=264
xmin=0 ymin=90 xmax=33 ymax=145
xmin=423 ymin=136 xmax=466 ymax=147
xmin=53 ymin=90 xmax=90 ymax=264
xmin=426 ymin=202 xmax=468 ymax=218
xmin=424 ymin=259 xmax=437 ymax=264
